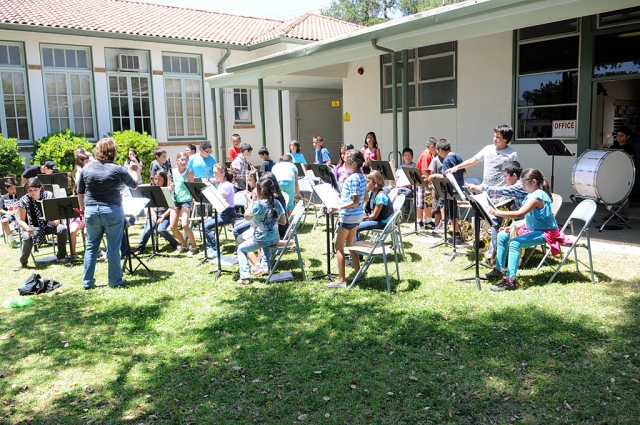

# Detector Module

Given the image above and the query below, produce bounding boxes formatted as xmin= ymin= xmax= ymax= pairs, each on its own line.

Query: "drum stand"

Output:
xmin=571 ymin=194 xmax=631 ymax=232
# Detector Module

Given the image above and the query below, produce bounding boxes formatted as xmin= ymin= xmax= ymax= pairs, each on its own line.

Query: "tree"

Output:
xmin=397 ymin=0 xmax=466 ymax=16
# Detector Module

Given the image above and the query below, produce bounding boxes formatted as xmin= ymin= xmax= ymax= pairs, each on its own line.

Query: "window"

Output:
xmin=0 ymin=42 xmax=30 ymax=141
xmin=594 ymin=31 xmax=640 ymax=77
xmin=162 ymin=53 xmax=204 ymax=138
xmin=598 ymin=6 xmax=640 ymax=28
xmin=516 ymin=20 xmax=580 ymax=139
xmin=233 ymin=88 xmax=251 ymax=123
xmin=381 ymin=42 xmax=455 ymax=111
xmin=106 ymin=49 xmax=153 ymax=135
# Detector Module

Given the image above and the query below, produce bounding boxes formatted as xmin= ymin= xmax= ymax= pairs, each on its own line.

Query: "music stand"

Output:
xmin=131 ymin=185 xmax=175 ymax=260
xmin=122 ymin=197 xmax=151 ymax=276
xmin=537 ymin=138 xmax=574 ymax=192
xmin=400 ymin=167 xmax=428 ymax=236
xmin=307 ymin=164 xmax=339 ymax=190
xmin=431 ymin=176 xmax=463 ymax=262
xmin=40 ymin=196 xmax=81 ymax=267
xmin=235 ymin=178 xmax=247 ymax=191
xmin=456 ymin=195 xmax=494 ymax=291
xmin=369 ymin=161 xmax=395 ymax=181
xmin=293 ymin=162 xmax=305 ymax=178
xmin=311 ymin=183 xmax=341 ymax=282
xmin=184 ymin=182 xmax=210 ymax=267
xmin=37 ymin=172 xmax=69 ymax=189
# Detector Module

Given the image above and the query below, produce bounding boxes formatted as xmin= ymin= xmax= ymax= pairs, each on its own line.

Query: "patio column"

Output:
xmin=401 ymin=49 xmax=409 ymax=150
xmin=211 ymin=88 xmax=219 ymax=159
xmin=278 ymin=90 xmax=285 ymax=156
xmin=258 ymin=78 xmax=266 ymax=147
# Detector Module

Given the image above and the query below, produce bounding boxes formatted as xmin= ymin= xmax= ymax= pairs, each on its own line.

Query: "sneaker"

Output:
xmin=176 ymin=245 xmax=188 ymax=254
xmin=424 ymin=222 xmax=436 ymax=230
xmin=326 ymin=281 xmax=347 ymax=288
xmin=447 ymin=235 xmax=465 ymax=246
xmin=253 ymin=267 xmax=268 ymax=277
xmin=250 ymin=264 xmax=262 ymax=274
xmin=98 ymin=250 xmax=108 ymax=261
xmin=484 ymin=268 xmax=504 ymax=281
xmin=9 ymin=240 xmax=20 ymax=249
xmin=490 ymin=277 xmax=518 ymax=291
xmin=432 ymin=222 xmax=445 ymax=235
xmin=188 ymin=247 xmax=198 ymax=255
xmin=236 ymin=278 xmax=251 ymax=285
xmin=206 ymin=247 xmax=217 ymax=259
xmin=418 ymin=221 xmax=425 ymax=229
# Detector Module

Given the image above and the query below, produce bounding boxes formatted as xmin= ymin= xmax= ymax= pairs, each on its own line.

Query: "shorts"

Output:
xmin=2 ymin=214 xmax=16 ymax=223
xmin=174 ymin=201 xmax=192 ymax=209
xmin=416 ymin=185 xmax=431 ymax=209
xmin=338 ymin=222 xmax=358 ymax=230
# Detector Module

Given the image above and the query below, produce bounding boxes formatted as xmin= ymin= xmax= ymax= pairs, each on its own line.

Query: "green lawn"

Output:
xmin=1 ymin=218 xmax=639 ymax=424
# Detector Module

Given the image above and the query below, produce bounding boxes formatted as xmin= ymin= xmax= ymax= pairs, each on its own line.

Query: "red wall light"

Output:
xmin=357 ymin=67 xmax=364 ymax=75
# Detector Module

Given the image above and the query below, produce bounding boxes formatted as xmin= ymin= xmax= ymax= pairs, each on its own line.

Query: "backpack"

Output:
xmin=18 ymin=273 xmax=61 ymax=295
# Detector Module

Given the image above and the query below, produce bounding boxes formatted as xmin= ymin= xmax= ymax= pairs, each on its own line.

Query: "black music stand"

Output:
xmin=131 ymin=185 xmax=175 ymax=260
xmin=369 ymin=160 xmax=395 ymax=181
xmin=537 ymin=138 xmax=574 ymax=192
xmin=37 ymin=172 xmax=69 ymax=189
xmin=431 ymin=176 xmax=463 ymax=262
xmin=235 ymin=178 xmax=247 ymax=191
xmin=185 ymin=182 xmax=210 ymax=267
xmin=121 ymin=197 xmax=151 ymax=276
xmin=400 ymin=167 xmax=428 ymax=236
xmin=311 ymin=183 xmax=341 ymax=282
xmin=308 ymin=164 xmax=339 ymax=190
xmin=456 ymin=195 xmax=493 ymax=291
xmin=40 ymin=196 xmax=81 ymax=267
xmin=294 ymin=162 xmax=305 ymax=178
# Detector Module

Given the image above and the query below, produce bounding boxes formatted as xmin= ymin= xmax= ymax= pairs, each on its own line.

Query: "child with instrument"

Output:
xmin=204 ymin=164 xmax=236 ymax=259
xmin=236 ymin=174 xmax=286 ymax=284
xmin=327 ymin=149 xmax=367 ymax=288
xmin=135 ymin=171 xmax=181 ymax=255
xmin=356 ymin=170 xmax=394 ymax=241
xmin=430 ymin=139 xmax=465 ymax=245
xmin=416 ymin=138 xmax=437 ymax=229
xmin=149 ymin=148 xmax=168 ymax=180
xmin=484 ymin=168 xmax=558 ymax=291
xmin=171 ymin=152 xmax=197 ymax=254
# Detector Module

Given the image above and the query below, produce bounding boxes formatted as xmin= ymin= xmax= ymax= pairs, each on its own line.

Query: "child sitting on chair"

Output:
xmin=484 ymin=168 xmax=558 ymax=291
xmin=356 ymin=170 xmax=393 ymax=241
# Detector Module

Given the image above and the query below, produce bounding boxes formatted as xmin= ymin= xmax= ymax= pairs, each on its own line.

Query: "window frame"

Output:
xmin=0 ymin=41 xmax=31 ymax=142
xmin=233 ymin=88 xmax=252 ymax=124
xmin=106 ymin=49 xmax=154 ymax=136
xmin=515 ymin=23 xmax=581 ymax=141
xmin=162 ymin=52 xmax=205 ymax=140
xmin=380 ymin=42 xmax=457 ymax=112
xmin=40 ymin=44 xmax=97 ymax=140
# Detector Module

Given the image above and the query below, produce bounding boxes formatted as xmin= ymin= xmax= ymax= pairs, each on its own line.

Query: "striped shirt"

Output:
xmin=339 ymin=172 xmax=367 ymax=224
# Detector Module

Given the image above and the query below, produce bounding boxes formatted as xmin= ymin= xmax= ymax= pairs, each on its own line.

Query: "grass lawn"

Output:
xmin=1 ymin=216 xmax=639 ymax=424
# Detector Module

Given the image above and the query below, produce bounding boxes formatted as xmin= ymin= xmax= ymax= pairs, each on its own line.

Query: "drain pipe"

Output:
xmin=216 ymin=49 xmax=231 ymax=161
xmin=371 ymin=40 xmax=398 ymax=166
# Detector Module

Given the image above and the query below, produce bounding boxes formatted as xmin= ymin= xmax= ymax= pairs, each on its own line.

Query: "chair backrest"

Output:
xmin=233 ymin=190 xmax=247 ymax=208
xmin=464 ymin=176 xmax=482 ymax=186
xmin=379 ymin=210 xmax=403 ymax=242
xmin=392 ymin=193 xmax=405 ymax=211
xmin=298 ymin=178 xmax=314 ymax=195
xmin=551 ymin=193 xmax=563 ymax=216
xmin=566 ymin=199 xmax=597 ymax=227
xmin=282 ymin=200 xmax=305 ymax=242
xmin=388 ymin=187 xmax=398 ymax=202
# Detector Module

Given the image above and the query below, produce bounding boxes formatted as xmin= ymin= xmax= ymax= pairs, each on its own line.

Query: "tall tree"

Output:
xmin=321 ymin=0 xmax=396 ymax=27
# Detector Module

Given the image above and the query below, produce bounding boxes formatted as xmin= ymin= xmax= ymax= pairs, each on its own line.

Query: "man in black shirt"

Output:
xmin=22 ymin=161 xmax=57 ymax=185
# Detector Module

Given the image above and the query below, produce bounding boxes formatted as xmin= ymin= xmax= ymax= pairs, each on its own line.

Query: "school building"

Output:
xmin=207 ymin=0 xmax=640 ymax=202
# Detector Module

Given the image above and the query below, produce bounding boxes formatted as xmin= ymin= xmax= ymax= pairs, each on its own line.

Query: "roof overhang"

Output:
xmin=205 ymin=0 xmax=639 ymax=90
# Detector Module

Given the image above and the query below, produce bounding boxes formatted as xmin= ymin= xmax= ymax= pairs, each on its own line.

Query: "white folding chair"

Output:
xmin=266 ymin=200 xmax=306 ymax=283
xmin=298 ymin=178 xmax=322 ymax=229
xmin=535 ymin=199 xmax=596 ymax=284
xmin=388 ymin=187 xmax=398 ymax=203
xmin=345 ymin=210 xmax=403 ymax=293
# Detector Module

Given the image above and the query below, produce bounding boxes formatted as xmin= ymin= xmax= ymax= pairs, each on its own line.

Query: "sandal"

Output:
xmin=13 ymin=264 xmax=23 ymax=272
xmin=236 ymin=278 xmax=251 ymax=285
xmin=253 ymin=267 xmax=268 ymax=277
xmin=326 ymin=281 xmax=347 ymax=288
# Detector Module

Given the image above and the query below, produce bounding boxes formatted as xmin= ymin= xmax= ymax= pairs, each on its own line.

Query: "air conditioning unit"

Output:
xmin=117 ymin=54 xmax=140 ymax=72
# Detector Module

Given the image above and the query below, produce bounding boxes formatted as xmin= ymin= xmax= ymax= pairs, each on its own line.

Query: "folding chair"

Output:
xmin=535 ymin=199 xmax=596 ymax=284
xmin=521 ymin=193 xmax=563 ymax=268
xmin=266 ymin=200 xmax=306 ymax=283
xmin=298 ymin=178 xmax=323 ymax=230
xmin=345 ymin=210 xmax=403 ymax=293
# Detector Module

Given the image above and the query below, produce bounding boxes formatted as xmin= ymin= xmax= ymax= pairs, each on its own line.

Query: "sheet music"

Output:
xmin=446 ymin=173 xmax=466 ymax=201
xmin=123 ymin=197 xmax=150 ymax=216
xmin=471 ymin=192 xmax=497 ymax=221
xmin=395 ymin=168 xmax=410 ymax=187
xmin=160 ymin=187 xmax=176 ymax=208
xmin=312 ymin=183 xmax=341 ymax=210
xmin=202 ymin=185 xmax=230 ymax=211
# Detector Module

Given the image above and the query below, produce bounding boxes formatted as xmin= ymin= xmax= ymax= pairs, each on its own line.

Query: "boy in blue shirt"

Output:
xmin=437 ymin=139 xmax=465 ymax=245
xmin=313 ymin=135 xmax=331 ymax=165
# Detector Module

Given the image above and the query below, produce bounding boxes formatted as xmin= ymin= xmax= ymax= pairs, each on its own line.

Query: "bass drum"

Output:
xmin=571 ymin=149 xmax=635 ymax=204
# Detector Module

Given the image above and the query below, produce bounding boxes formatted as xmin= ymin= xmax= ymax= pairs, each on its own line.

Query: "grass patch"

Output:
xmin=1 ymin=218 xmax=639 ymax=424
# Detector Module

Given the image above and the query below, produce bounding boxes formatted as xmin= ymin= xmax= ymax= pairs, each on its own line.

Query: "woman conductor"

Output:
xmin=77 ymin=138 xmax=139 ymax=289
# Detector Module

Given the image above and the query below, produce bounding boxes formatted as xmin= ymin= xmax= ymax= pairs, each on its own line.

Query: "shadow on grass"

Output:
xmin=3 ymin=282 xmax=639 ymax=424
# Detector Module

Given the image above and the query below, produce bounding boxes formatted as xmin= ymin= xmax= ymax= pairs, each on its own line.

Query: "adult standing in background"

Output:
xmin=271 ymin=155 xmax=301 ymax=215
xmin=77 ymin=137 xmax=138 ymax=289
xmin=187 ymin=141 xmax=217 ymax=179
xmin=22 ymin=161 xmax=57 ymax=185
xmin=227 ymin=134 xmax=242 ymax=162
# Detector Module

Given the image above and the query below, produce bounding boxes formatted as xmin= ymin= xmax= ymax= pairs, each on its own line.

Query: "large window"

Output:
xmin=0 ymin=42 xmax=30 ymax=141
xmin=106 ymin=49 xmax=153 ymax=135
xmin=381 ymin=42 xmax=456 ymax=111
xmin=516 ymin=20 xmax=580 ymax=139
xmin=162 ymin=53 xmax=204 ymax=138
xmin=41 ymin=45 xmax=96 ymax=138
xmin=233 ymin=88 xmax=251 ymax=123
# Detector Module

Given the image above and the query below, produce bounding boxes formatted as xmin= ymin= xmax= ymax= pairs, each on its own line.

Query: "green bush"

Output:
xmin=110 ymin=130 xmax=158 ymax=183
xmin=0 ymin=135 xmax=25 ymax=178
xmin=32 ymin=130 xmax=93 ymax=174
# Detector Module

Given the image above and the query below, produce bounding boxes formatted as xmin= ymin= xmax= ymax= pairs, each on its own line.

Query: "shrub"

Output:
xmin=32 ymin=130 xmax=93 ymax=174
xmin=0 ymin=135 xmax=25 ymax=178
xmin=110 ymin=130 xmax=158 ymax=183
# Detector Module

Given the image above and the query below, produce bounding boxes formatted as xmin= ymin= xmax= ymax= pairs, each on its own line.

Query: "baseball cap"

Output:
xmin=43 ymin=161 xmax=58 ymax=171
xmin=240 ymin=143 xmax=253 ymax=153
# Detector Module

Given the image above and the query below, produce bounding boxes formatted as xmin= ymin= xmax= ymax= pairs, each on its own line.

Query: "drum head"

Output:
xmin=594 ymin=150 xmax=635 ymax=204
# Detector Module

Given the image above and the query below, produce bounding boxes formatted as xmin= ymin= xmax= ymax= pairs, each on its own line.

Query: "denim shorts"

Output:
xmin=338 ymin=221 xmax=359 ymax=230
xmin=174 ymin=201 xmax=192 ymax=209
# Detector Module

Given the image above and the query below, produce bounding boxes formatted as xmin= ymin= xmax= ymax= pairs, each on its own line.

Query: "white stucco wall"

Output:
xmin=341 ymin=31 xmax=579 ymax=198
